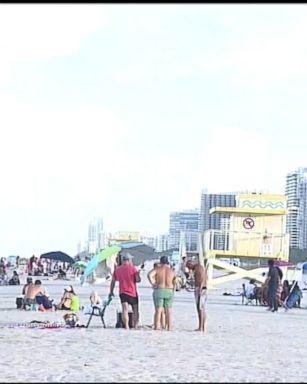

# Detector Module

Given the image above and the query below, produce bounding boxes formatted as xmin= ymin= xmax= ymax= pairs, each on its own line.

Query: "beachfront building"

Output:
xmin=169 ymin=209 xmax=199 ymax=251
xmin=140 ymin=231 xmax=156 ymax=248
xmin=87 ymin=217 xmax=104 ymax=256
xmin=199 ymin=190 xmax=237 ymax=231
xmin=198 ymin=190 xmax=236 ymax=250
xmin=77 ymin=239 xmax=88 ymax=255
xmin=285 ymin=167 xmax=307 ymax=249
xmin=154 ymin=233 xmax=169 ymax=252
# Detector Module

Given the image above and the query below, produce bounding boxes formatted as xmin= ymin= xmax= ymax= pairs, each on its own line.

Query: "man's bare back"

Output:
xmin=25 ymin=283 xmax=45 ymax=299
xmin=149 ymin=265 xmax=176 ymax=289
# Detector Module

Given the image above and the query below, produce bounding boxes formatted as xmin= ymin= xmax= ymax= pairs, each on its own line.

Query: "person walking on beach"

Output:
xmin=186 ymin=259 xmax=208 ymax=332
xmin=109 ymin=254 xmax=141 ymax=329
xmin=267 ymin=259 xmax=280 ymax=312
xmin=147 ymin=256 xmax=176 ymax=331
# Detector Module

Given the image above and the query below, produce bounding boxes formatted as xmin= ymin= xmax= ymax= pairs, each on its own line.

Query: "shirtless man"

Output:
xmin=25 ymin=279 xmax=46 ymax=300
xmin=23 ymin=279 xmax=46 ymax=308
xmin=186 ymin=259 xmax=207 ymax=332
xmin=150 ymin=262 xmax=166 ymax=329
xmin=147 ymin=256 xmax=176 ymax=331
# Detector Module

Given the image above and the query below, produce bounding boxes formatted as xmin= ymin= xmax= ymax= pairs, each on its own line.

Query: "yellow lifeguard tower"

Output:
xmin=203 ymin=193 xmax=289 ymax=288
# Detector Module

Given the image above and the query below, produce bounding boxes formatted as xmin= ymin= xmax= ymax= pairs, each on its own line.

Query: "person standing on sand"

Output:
xmin=109 ymin=254 xmax=141 ymax=329
xmin=147 ymin=256 xmax=176 ymax=331
xmin=148 ymin=262 xmax=166 ymax=329
xmin=186 ymin=259 xmax=208 ymax=332
xmin=267 ymin=259 xmax=280 ymax=312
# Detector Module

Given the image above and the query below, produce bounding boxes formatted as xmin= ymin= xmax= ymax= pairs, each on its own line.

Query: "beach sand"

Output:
xmin=1 ymin=272 xmax=307 ymax=382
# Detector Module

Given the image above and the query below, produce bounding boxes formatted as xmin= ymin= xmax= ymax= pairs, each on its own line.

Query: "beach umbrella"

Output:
xmin=40 ymin=251 xmax=75 ymax=264
xmin=74 ymin=261 xmax=87 ymax=269
xmin=97 ymin=245 xmax=121 ymax=263
xmin=84 ymin=256 xmax=99 ymax=278
xmin=83 ymin=245 xmax=121 ymax=279
xmin=274 ymin=260 xmax=296 ymax=267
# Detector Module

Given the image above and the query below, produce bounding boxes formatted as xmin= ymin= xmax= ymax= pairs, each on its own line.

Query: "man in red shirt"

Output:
xmin=109 ymin=253 xmax=141 ymax=329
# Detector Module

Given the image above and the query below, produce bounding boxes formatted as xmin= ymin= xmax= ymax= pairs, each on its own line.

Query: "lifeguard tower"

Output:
xmin=178 ymin=193 xmax=290 ymax=288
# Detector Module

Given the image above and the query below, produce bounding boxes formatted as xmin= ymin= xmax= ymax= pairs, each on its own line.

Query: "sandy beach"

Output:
xmin=1 ymin=271 xmax=307 ymax=383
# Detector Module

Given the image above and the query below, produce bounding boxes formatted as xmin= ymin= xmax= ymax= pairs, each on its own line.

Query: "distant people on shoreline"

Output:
xmin=9 ymin=271 xmax=20 ymax=285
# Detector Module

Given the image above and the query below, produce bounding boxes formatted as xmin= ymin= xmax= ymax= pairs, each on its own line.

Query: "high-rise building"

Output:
xmin=169 ymin=209 xmax=200 ymax=250
xmin=154 ymin=233 xmax=169 ymax=252
xmin=285 ymin=168 xmax=307 ymax=249
xmin=140 ymin=231 xmax=155 ymax=248
xmin=88 ymin=217 xmax=104 ymax=255
xmin=199 ymin=190 xmax=237 ymax=232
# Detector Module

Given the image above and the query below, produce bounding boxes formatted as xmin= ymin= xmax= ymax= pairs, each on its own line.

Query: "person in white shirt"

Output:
xmin=245 ymin=279 xmax=257 ymax=299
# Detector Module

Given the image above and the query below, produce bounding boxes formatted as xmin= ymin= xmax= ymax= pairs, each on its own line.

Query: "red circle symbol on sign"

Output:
xmin=243 ymin=217 xmax=254 ymax=229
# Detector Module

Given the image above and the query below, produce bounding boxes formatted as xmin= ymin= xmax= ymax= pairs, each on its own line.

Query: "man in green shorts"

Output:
xmin=147 ymin=256 xmax=176 ymax=331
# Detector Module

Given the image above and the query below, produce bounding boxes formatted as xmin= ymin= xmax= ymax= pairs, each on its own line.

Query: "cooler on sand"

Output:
xmin=116 ymin=310 xmax=133 ymax=328
xmin=16 ymin=297 xmax=23 ymax=309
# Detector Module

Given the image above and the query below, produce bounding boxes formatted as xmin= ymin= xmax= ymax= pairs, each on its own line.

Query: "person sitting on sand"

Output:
xmin=57 ymin=285 xmax=80 ymax=312
xmin=57 ymin=286 xmax=75 ymax=310
xmin=147 ymin=256 xmax=176 ymax=331
xmin=58 ymin=266 xmax=67 ymax=279
xmin=9 ymin=271 xmax=20 ymax=285
xmin=21 ymin=277 xmax=33 ymax=309
xmin=23 ymin=279 xmax=46 ymax=309
xmin=245 ymin=279 xmax=257 ymax=299
xmin=22 ymin=277 xmax=33 ymax=295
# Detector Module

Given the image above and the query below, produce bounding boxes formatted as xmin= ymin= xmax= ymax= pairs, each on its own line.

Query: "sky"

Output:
xmin=1 ymin=4 xmax=307 ymax=258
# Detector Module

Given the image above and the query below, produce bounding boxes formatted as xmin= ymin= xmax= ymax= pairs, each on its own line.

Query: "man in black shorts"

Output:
xmin=109 ymin=254 xmax=141 ymax=329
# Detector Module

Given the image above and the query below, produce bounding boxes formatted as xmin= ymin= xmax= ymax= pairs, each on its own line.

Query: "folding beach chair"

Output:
xmin=85 ymin=297 xmax=112 ymax=328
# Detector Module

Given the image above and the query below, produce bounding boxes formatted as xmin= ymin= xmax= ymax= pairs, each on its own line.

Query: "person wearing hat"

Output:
xmin=147 ymin=256 xmax=176 ymax=331
xmin=109 ymin=253 xmax=141 ymax=329
xmin=57 ymin=285 xmax=77 ymax=310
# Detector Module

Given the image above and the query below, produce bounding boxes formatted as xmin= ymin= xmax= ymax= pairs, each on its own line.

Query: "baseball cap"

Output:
xmin=122 ymin=253 xmax=133 ymax=261
xmin=65 ymin=286 xmax=72 ymax=292
xmin=160 ymin=256 xmax=169 ymax=265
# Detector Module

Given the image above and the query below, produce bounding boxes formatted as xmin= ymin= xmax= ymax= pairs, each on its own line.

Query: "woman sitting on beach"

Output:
xmin=57 ymin=286 xmax=80 ymax=312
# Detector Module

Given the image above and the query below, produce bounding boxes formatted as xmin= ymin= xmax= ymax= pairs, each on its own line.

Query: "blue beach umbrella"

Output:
xmin=83 ymin=245 xmax=121 ymax=280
